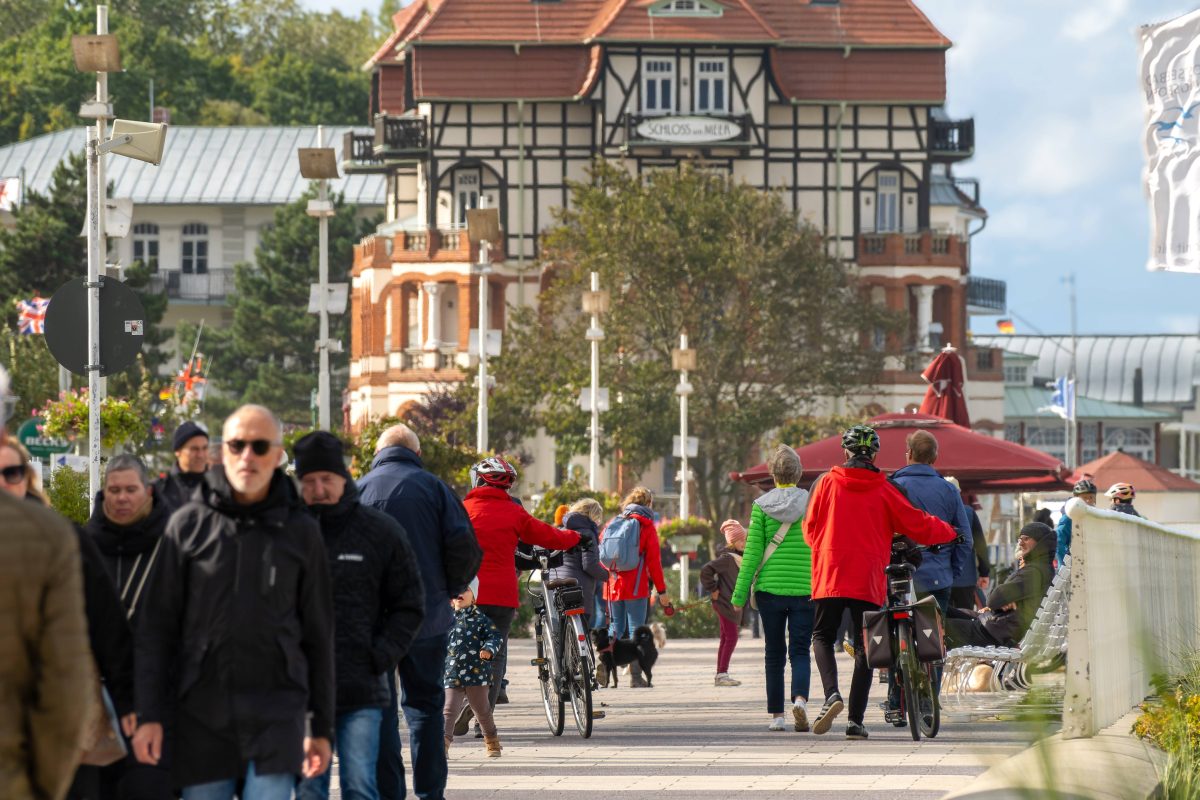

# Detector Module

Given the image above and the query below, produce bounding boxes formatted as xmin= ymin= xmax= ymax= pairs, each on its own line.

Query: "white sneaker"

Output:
xmin=792 ymin=700 xmax=809 ymax=732
xmin=767 ymin=716 xmax=787 ymax=731
xmin=715 ymin=673 xmax=741 ymax=687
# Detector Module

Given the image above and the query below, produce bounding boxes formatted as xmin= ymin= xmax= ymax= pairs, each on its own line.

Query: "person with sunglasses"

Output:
xmin=133 ymin=405 xmax=335 ymax=800
xmin=0 ymin=440 xmax=48 ymax=504
xmin=154 ymin=421 xmax=210 ymax=511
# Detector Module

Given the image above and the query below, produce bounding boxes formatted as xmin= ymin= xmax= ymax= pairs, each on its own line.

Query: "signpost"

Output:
xmin=16 ymin=418 xmax=71 ymax=460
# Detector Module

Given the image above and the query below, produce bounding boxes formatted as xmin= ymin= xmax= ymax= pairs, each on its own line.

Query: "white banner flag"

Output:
xmin=0 ymin=178 xmax=19 ymax=212
xmin=1139 ymin=11 xmax=1200 ymax=272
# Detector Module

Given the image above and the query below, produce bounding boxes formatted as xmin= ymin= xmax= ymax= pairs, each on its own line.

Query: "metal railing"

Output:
xmin=930 ymin=118 xmax=975 ymax=156
xmin=341 ymin=131 xmax=386 ymax=174
xmin=967 ymin=275 xmax=1007 ymax=313
xmin=1063 ymin=500 xmax=1200 ymax=738
xmin=147 ymin=268 xmax=235 ymax=301
xmin=374 ymin=114 xmax=428 ymax=156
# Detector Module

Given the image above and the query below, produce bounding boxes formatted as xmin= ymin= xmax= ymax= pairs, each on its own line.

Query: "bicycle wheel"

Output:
xmin=918 ymin=662 xmax=941 ymax=739
xmin=564 ymin=619 xmax=593 ymax=738
xmin=899 ymin=627 xmax=922 ymax=742
xmin=535 ymin=615 xmax=564 ymax=736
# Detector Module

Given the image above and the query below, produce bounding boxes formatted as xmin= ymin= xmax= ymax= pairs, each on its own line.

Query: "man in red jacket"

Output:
xmin=462 ymin=457 xmax=583 ymax=719
xmin=804 ymin=425 xmax=956 ymax=740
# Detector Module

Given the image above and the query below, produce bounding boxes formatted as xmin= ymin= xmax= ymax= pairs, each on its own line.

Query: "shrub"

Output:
xmin=1134 ymin=653 xmax=1200 ymax=799
xmin=48 ymin=466 xmax=90 ymax=525
xmin=658 ymin=516 xmax=720 ymax=559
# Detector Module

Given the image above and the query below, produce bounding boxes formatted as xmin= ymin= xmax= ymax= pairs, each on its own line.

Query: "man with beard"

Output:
xmin=133 ymin=405 xmax=335 ymax=799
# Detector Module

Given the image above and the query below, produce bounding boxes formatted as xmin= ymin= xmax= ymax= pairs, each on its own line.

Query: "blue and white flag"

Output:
xmin=1040 ymin=377 xmax=1076 ymax=421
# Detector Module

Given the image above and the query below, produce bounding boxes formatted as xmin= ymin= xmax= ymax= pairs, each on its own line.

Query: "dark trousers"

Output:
xmin=754 ymin=591 xmax=814 ymax=714
xmin=950 ymin=585 xmax=982 ymax=610
xmin=945 ymin=616 xmax=1001 ymax=649
xmin=812 ymin=597 xmax=878 ymax=725
xmin=476 ymin=605 xmax=516 ymax=711
xmin=378 ymin=633 xmax=449 ymax=800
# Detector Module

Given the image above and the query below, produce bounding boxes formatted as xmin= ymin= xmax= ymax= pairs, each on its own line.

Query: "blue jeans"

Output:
xmin=608 ymin=597 xmax=648 ymax=640
xmin=182 ymin=762 xmax=293 ymax=800
xmin=755 ymin=591 xmax=814 ymax=715
xmin=378 ymin=633 xmax=448 ymax=800
xmin=299 ymin=708 xmax=383 ymax=800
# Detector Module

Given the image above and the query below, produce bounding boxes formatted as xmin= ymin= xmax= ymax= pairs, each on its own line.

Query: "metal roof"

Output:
xmin=1005 ymin=386 xmax=1173 ymax=422
xmin=974 ymin=334 xmax=1200 ymax=407
xmin=0 ymin=127 xmax=386 ymax=207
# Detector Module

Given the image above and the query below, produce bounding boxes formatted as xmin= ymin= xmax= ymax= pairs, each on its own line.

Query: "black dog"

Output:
xmin=591 ymin=626 xmax=658 ymax=688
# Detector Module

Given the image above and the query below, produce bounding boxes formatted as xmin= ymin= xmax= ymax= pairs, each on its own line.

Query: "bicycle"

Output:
xmin=876 ymin=541 xmax=941 ymax=741
xmin=525 ymin=545 xmax=597 ymax=738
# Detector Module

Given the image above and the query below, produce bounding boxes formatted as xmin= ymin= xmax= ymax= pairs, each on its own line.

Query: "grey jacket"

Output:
xmin=549 ymin=512 xmax=605 ymax=619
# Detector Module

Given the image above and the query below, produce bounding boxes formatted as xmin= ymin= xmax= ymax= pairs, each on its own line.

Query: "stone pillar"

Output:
xmin=912 ymin=284 xmax=935 ymax=353
xmin=423 ymin=280 xmax=441 ymax=369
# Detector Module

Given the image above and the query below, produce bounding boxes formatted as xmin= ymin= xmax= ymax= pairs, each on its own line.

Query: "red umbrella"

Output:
xmin=731 ymin=412 xmax=1070 ymax=494
xmin=919 ymin=347 xmax=970 ymax=428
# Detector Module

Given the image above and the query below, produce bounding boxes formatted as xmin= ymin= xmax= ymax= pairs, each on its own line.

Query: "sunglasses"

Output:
xmin=225 ymin=439 xmax=278 ymax=457
xmin=1 ymin=464 xmax=24 ymax=485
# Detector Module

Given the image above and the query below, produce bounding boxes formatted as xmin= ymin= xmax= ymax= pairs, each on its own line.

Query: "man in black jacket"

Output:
xmin=945 ymin=522 xmax=1057 ymax=649
xmin=359 ymin=423 xmax=481 ymax=800
xmin=154 ymin=421 xmax=209 ymax=510
xmin=293 ymin=431 xmax=425 ymax=800
xmin=133 ymin=405 xmax=335 ymax=798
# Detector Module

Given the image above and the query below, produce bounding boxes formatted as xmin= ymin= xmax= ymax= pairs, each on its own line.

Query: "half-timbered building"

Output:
xmin=347 ymin=0 xmax=1007 ymax=489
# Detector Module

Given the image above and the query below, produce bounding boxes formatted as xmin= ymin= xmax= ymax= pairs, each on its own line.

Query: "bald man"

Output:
xmin=133 ymin=405 xmax=335 ymax=798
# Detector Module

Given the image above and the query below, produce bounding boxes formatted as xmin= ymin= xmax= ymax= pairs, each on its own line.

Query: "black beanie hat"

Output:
xmin=173 ymin=421 xmax=209 ymax=452
xmin=294 ymin=431 xmax=351 ymax=479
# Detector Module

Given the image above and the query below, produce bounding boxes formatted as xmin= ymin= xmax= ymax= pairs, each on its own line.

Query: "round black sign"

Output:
xmin=45 ymin=277 xmax=147 ymax=377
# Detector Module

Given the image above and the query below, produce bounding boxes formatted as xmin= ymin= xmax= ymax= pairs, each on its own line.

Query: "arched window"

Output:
xmin=182 ymin=223 xmax=208 ymax=274
xmin=132 ymin=222 xmax=159 ymax=270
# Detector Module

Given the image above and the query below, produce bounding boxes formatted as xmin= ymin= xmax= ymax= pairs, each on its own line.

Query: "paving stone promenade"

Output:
xmin=335 ymin=633 xmax=1031 ymax=799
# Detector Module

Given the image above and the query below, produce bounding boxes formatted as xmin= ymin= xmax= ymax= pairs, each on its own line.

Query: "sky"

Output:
xmin=303 ymin=0 xmax=1197 ymax=336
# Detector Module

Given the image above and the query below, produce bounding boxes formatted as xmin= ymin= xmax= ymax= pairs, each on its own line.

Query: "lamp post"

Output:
xmin=582 ymin=272 xmax=610 ymax=489
xmin=475 ymin=239 xmax=492 ymax=453
xmin=673 ymin=333 xmax=696 ymax=600
xmin=298 ymin=128 xmax=341 ymax=430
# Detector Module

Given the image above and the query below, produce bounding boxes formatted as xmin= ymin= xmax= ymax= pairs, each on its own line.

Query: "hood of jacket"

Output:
xmin=623 ymin=503 xmax=653 ymax=521
xmin=754 ymin=486 xmax=809 ymax=523
xmin=203 ymin=466 xmax=301 ymax=527
xmin=892 ymin=463 xmax=942 ymax=481
xmin=563 ymin=511 xmax=598 ymax=537
xmin=1021 ymin=522 xmax=1057 ymax=563
xmin=828 ymin=464 xmax=890 ymax=492
xmin=86 ymin=490 xmax=171 ymax=556
xmin=305 ymin=479 xmax=362 ymax=532
xmin=370 ymin=445 xmax=423 ymax=472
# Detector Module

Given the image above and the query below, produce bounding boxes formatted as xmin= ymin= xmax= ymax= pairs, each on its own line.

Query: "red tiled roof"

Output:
xmin=413 ymin=0 xmax=612 ymax=44
xmin=590 ymin=0 xmax=778 ymax=42
xmin=754 ymin=0 xmax=950 ymax=47
xmin=1072 ymin=451 xmax=1200 ymax=494
xmin=411 ymin=45 xmax=603 ymax=100
xmin=771 ymin=47 xmax=945 ymax=103
xmin=367 ymin=1 xmax=435 ymax=67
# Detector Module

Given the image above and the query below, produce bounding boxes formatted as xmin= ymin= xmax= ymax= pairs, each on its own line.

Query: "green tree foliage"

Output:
xmin=774 ymin=413 xmax=871 ymax=450
xmin=199 ymin=187 xmax=376 ymax=426
xmin=48 ymin=465 xmax=90 ymax=524
xmin=0 ymin=151 xmax=86 ymax=300
xmin=473 ymin=161 xmax=901 ymax=520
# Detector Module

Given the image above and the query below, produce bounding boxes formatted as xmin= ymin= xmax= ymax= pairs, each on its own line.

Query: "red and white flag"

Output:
xmin=1139 ymin=10 xmax=1200 ymax=272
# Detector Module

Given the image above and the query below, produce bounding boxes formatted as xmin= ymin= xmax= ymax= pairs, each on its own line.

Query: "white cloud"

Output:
xmin=1161 ymin=314 xmax=1200 ymax=333
xmin=1061 ymin=0 xmax=1132 ymax=41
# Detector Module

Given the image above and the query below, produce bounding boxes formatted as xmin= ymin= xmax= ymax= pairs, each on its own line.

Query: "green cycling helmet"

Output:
xmin=841 ymin=425 xmax=880 ymax=458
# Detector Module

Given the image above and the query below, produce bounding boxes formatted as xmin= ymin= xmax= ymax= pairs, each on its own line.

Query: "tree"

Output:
xmin=199 ymin=186 xmax=376 ymax=426
xmin=474 ymin=161 xmax=900 ymax=520
xmin=0 ymin=151 xmax=87 ymax=300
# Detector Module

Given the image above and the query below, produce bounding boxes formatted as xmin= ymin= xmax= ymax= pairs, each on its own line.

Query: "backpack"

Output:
xmin=599 ymin=513 xmax=643 ymax=573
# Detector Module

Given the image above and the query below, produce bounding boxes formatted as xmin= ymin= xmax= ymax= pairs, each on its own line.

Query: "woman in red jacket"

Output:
xmin=462 ymin=457 xmax=582 ymax=713
xmin=602 ymin=487 xmax=669 ymax=660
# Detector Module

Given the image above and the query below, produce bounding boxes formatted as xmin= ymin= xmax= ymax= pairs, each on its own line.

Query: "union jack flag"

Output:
xmin=15 ymin=296 xmax=48 ymax=335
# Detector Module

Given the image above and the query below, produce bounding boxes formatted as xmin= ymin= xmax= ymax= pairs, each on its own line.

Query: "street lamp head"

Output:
xmin=71 ymin=34 xmax=121 ymax=73
xmin=298 ymin=148 xmax=339 ymax=180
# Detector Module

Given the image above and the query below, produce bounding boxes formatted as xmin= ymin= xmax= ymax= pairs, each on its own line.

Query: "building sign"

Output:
xmin=0 ymin=178 xmax=20 ymax=211
xmin=635 ymin=115 xmax=742 ymax=143
xmin=16 ymin=417 xmax=71 ymax=460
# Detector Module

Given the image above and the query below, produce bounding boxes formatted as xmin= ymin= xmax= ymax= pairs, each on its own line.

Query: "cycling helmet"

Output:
xmin=1072 ymin=479 xmax=1098 ymax=496
xmin=1104 ymin=482 xmax=1135 ymax=501
xmin=841 ymin=425 xmax=881 ymax=458
xmin=470 ymin=456 xmax=517 ymax=489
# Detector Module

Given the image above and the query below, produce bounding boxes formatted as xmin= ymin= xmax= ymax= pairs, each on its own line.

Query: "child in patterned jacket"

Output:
xmin=443 ymin=577 xmax=506 ymax=757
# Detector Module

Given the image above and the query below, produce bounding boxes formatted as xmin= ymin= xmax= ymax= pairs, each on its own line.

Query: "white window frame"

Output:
xmin=694 ymin=58 xmax=728 ymax=114
xmin=453 ymin=169 xmax=481 ymax=228
xmin=649 ymin=0 xmax=722 ymax=17
xmin=181 ymin=223 xmax=208 ymax=275
xmin=132 ymin=222 xmax=159 ymax=270
xmin=875 ymin=172 xmax=900 ymax=233
xmin=642 ymin=58 xmax=676 ymax=115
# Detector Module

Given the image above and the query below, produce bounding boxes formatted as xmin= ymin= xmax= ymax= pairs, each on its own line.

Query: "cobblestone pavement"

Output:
xmin=337 ymin=633 xmax=1031 ymax=800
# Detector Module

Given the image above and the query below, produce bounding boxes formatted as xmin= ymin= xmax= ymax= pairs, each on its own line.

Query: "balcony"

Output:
xmin=929 ymin=118 xmax=975 ymax=160
xmin=373 ymin=114 xmax=428 ymax=158
xmin=967 ymin=275 xmax=1007 ymax=315
xmin=148 ymin=268 xmax=235 ymax=302
xmin=353 ymin=227 xmax=503 ymax=274
xmin=856 ymin=231 xmax=967 ymax=268
xmin=341 ymin=131 xmax=387 ymax=175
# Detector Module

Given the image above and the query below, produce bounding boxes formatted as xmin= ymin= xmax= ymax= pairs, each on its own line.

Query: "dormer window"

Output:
xmin=649 ymin=0 xmax=723 ymax=18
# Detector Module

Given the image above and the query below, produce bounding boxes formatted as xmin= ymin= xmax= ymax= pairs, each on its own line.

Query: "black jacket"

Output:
xmin=982 ymin=524 xmax=1056 ymax=646
xmin=86 ymin=492 xmax=172 ymax=629
xmin=549 ymin=513 xmax=605 ymax=617
xmin=154 ymin=464 xmax=206 ymax=511
xmin=308 ymin=481 xmax=426 ymax=713
xmin=135 ymin=468 xmax=335 ymax=788
xmin=73 ymin=525 xmax=136 ymax=718
xmin=357 ymin=446 xmax=481 ymax=639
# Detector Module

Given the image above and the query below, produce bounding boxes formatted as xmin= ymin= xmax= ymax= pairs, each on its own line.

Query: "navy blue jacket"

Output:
xmin=358 ymin=446 xmax=481 ymax=640
xmin=891 ymin=463 xmax=973 ymax=593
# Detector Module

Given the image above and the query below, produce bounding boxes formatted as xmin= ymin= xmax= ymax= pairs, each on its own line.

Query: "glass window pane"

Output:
xmin=646 ymin=81 xmax=657 ymax=110
xmin=714 ymin=79 xmax=725 ymax=110
xmin=698 ymin=81 xmax=709 ymax=111
xmin=662 ymin=80 xmax=671 ymax=110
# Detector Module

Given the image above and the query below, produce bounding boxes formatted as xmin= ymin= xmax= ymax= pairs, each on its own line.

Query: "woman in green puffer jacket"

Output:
xmin=726 ymin=444 xmax=813 ymax=733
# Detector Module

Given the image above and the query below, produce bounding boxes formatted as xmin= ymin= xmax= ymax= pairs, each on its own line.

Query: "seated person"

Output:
xmin=945 ymin=522 xmax=1056 ymax=649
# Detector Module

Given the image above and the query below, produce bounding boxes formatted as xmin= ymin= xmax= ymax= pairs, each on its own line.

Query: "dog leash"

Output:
xmin=664 ymin=596 xmax=713 ymax=613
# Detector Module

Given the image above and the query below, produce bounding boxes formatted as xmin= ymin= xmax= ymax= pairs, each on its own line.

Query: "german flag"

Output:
xmin=996 ymin=319 xmax=1015 ymax=334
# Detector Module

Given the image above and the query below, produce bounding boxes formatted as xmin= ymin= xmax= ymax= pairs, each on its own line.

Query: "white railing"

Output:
xmin=1063 ymin=499 xmax=1200 ymax=738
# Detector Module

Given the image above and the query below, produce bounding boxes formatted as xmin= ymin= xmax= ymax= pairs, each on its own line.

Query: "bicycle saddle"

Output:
xmin=885 ymin=563 xmax=914 ymax=576
xmin=545 ymin=577 xmax=579 ymax=589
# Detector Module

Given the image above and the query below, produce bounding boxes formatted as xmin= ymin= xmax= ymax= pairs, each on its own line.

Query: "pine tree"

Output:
xmin=200 ymin=186 xmax=376 ymax=427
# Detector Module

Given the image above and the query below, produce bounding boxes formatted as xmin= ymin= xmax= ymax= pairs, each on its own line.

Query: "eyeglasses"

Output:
xmin=1 ymin=464 xmax=25 ymax=485
xmin=225 ymin=439 xmax=278 ymax=457
xmin=1017 ymin=534 xmax=1033 ymax=542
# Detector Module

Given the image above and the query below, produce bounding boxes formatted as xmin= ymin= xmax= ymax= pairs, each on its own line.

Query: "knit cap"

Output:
xmin=724 ymin=524 xmax=747 ymax=549
xmin=172 ymin=420 xmax=209 ymax=452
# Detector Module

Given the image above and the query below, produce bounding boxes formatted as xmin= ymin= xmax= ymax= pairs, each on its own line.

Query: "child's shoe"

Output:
xmin=484 ymin=734 xmax=502 ymax=758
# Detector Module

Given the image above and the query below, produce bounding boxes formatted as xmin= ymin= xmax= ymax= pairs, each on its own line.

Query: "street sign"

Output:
xmin=16 ymin=417 xmax=71 ymax=459
xmin=673 ymin=435 xmax=699 ymax=458
xmin=578 ymin=387 xmax=610 ymax=412
xmin=468 ymin=329 xmax=502 ymax=357
xmin=307 ymin=283 xmax=349 ymax=314
xmin=44 ymin=277 xmax=146 ymax=376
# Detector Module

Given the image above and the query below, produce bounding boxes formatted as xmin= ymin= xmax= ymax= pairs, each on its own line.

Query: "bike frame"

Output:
xmin=527 ymin=549 xmax=594 ymax=693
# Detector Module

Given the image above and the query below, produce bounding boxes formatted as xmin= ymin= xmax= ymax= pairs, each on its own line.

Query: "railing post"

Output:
xmin=1063 ymin=500 xmax=1094 ymax=739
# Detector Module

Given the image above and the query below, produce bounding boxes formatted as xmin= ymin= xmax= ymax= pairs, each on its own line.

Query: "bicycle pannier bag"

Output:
xmin=862 ymin=609 xmax=894 ymax=669
xmin=554 ymin=584 xmax=585 ymax=613
xmin=912 ymin=596 xmax=945 ymax=663
xmin=599 ymin=514 xmax=642 ymax=573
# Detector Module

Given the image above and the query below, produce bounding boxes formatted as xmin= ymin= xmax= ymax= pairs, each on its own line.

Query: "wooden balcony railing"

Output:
xmin=856 ymin=231 xmax=967 ymax=268
xmin=929 ymin=118 xmax=975 ymax=159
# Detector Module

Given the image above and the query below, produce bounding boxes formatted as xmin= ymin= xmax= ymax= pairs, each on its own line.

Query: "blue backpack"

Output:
xmin=599 ymin=513 xmax=643 ymax=574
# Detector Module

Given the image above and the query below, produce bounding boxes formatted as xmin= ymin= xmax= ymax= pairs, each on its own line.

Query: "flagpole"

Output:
xmin=1068 ymin=273 xmax=1078 ymax=469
